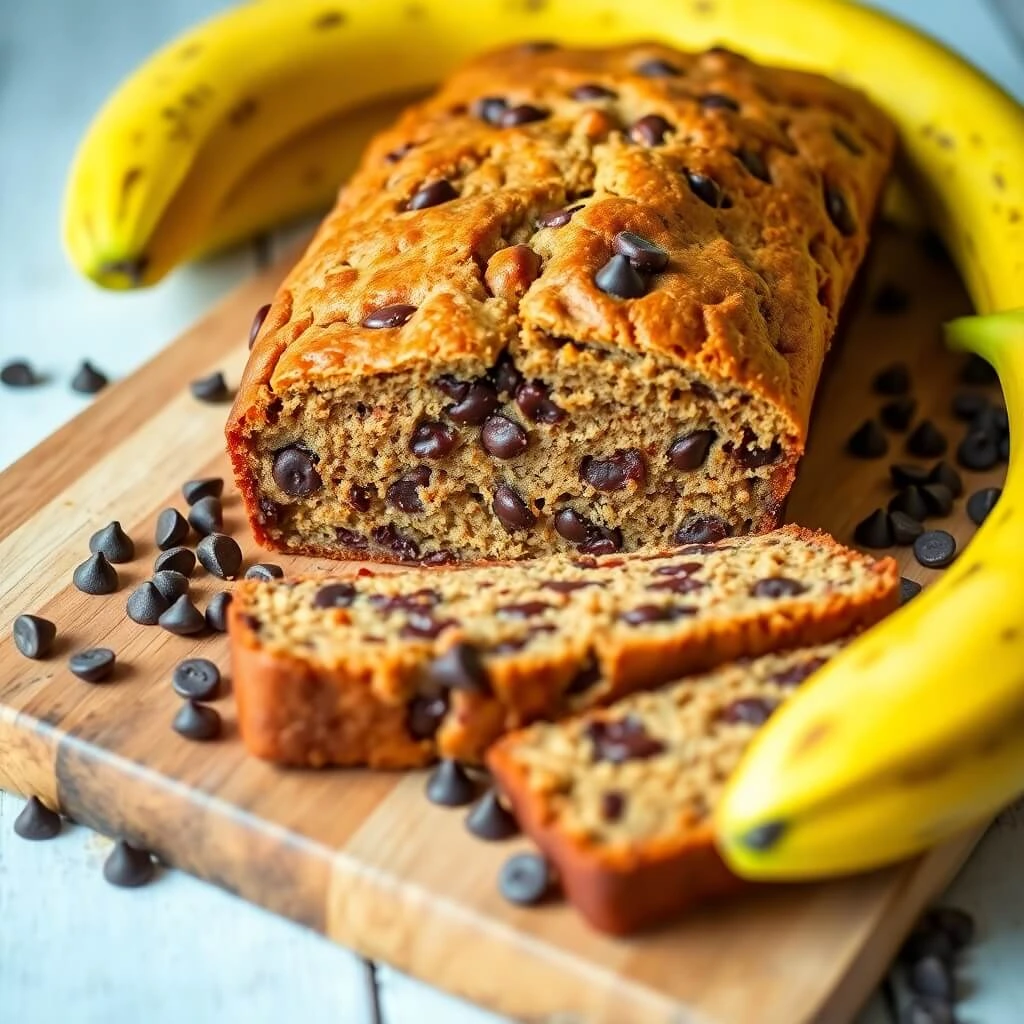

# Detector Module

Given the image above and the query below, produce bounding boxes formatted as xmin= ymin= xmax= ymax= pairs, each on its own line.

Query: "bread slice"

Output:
xmin=229 ymin=527 xmax=896 ymax=767
xmin=227 ymin=43 xmax=895 ymax=564
xmin=488 ymin=642 xmax=843 ymax=935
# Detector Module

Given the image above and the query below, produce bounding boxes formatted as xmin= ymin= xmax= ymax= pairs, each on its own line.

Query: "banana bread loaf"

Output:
xmin=488 ymin=642 xmax=844 ymax=934
xmin=229 ymin=527 xmax=897 ymax=767
xmin=227 ymin=42 xmax=895 ymax=564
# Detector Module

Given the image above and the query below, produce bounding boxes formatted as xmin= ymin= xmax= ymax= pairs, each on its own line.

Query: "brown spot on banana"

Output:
xmin=228 ymin=98 xmax=259 ymax=127
xmin=179 ymin=42 xmax=202 ymax=60
xmin=313 ymin=11 xmax=346 ymax=29
xmin=994 ymin=172 xmax=1006 ymax=190
xmin=117 ymin=167 xmax=143 ymax=222
xmin=790 ymin=720 xmax=833 ymax=758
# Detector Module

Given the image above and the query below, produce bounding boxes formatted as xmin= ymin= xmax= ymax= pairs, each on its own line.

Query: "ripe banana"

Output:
xmin=715 ymin=310 xmax=1024 ymax=878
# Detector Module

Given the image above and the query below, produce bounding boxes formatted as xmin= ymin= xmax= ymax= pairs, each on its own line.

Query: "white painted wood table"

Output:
xmin=2 ymin=2 xmax=1024 ymax=1022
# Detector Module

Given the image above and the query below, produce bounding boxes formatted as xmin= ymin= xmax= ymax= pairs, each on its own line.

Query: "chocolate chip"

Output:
xmin=154 ymin=508 xmax=189 ymax=550
xmin=490 ymin=352 xmax=524 ymax=397
xmin=951 ymin=391 xmax=989 ymax=421
xmin=667 ymin=430 xmax=716 ymax=470
xmin=426 ymin=642 xmax=489 ymax=693
xmin=272 ymin=445 xmax=322 ymax=496
xmin=881 ymin=398 xmax=917 ymax=432
xmin=909 ymin=955 xmax=954 ymax=1000
xmin=492 ymin=483 xmax=537 ymax=532
xmin=401 ymin=610 xmax=454 ymax=639
xmin=425 ymin=759 xmax=477 ymax=807
xmin=771 ymin=656 xmax=830 ymax=688
xmin=312 ymin=583 xmax=356 ymax=609
xmin=572 ymin=82 xmax=617 ymax=100
xmin=499 ymin=104 xmax=549 ymax=126
xmin=900 ymin=577 xmax=923 ymax=604
xmin=387 ymin=466 xmax=431 ymax=513
xmin=907 ymin=420 xmax=948 ymax=458
xmin=407 ymin=179 xmax=458 ymax=210
xmin=824 ymin=183 xmax=856 ymax=236
xmin=854 ymin=509 xmax=894 ymax=548
xmin=700 ymin=92 xmax=740 ymax=111
xmin=498 ymin=601 xmax=552 ymax=619
xmin=472 ymin=96 xmax=508 ymax=124
xmin=751 ymin=577 xmax=807 ymax=598
xmin=498 ymin=852 xmax=552 ymax=906
xmin=173 ymin=700 xmax=222 ymax=741
xmin=13 ymin=796 xmax=61 ymax=840
xmin=928 ymin=461 xmax=963 ymax=497
xmin=920 ymin=483 xmax=954 ymax=518
xmin=406 ymin=688 xmax=448 ymax=740
xmin=723 ymin=697 xmax=777 ymax=725
xmin=85 ymin=520 xmax=135 ymax=563
xmin=890 ymin=511 xmax=924 ymax=546
xmin=673 ymin=515 xmax=730 ymax=545
xmin=585 ymin=716 xmax=665 ymax=763
xmin=70 ymin=360 xmax=108 ymax=394
xmin=466 ymin=790 xmax=518 ymax=840
xmin=249 ymin=303 xmax=271 ymax=348
xmin=889 ymin=486 xmax=930 ymax=521
xmin=171 ymin=658 xmax=221 ymax=701
xmin=629 ymin=113 xmax=673 ymax=145
xmin=152 ymin=569 xmax=190 ymax=601
xmin=654 ymin=561 xmax=702 ymax=576
xmin=890 ymin=464 xmax=931 ymax=488
xmin=967 ymin=486 xmax=1001 ymax=526
xmin=69 ymin=648 xmax=116 ymax=683
xmin=73 ymin=552 xmax=119 ymax=595
xmin=336 ymin=527 xmax=369 ymax=550
xmin=873 ymin=362 xmax=911 ymax=395
xmin=196 ymin=533 xmax=243 ymax=580
xmin=579 ymin=527 xmax=622 ymax=555
xmin=205 ymin=591 xmax=233 ymax=632
xmin=154 ymin=545 xmax=196 ymax=577
xmin=158 ymin=595 xmax=206 ymax=635
xmin=447 ymin=381 xmax=499 ymax=425
xmin=258 ymin=496 xmax=282 ymax=526
xmin=422 ymin=550 xmax=456 ymax=566
xmin=1 ymin=359 xmax=40 ymax=388
xmin=635 ymin=58 xmax=681 ymax=77
xmin=544 ymin=580 xmax=598 ymax=594
xmin=960 ymin=353 xmax=998 ymax=386
xmin=594 ymin=254 xmax=646 ymax=298
xmin=872 ymin=283 xmax=910 ymax=314
xmin=184 ymin=481 xmax=226 ymax=513
xmin=621 ymin=604 xmax=688 ymax=625
xmin=553 ymin=508 xmax=592 ymax=544
xmin=244 ymin=563 xmax=284 ymax=581
xmin=410 ymin=421 xmax=458 ymax=459
xmin=847 ymin=419 xmax=889 ymax=458
xmin=971 ymin=404 xmax=1009 ymax=439
xmin=580 ymin=448 xmax=646 ymax=491
xmin=735 ymin=147 xmax=771 ymax=183
xmin=914 ymin=530 xmax=956 ymax=569
xmin=515 ymin=380 xmax=564 ymax=423
xmin=371 ymin=523 xmax=420 ymax=561
xmin=190 ymin=371 xmax=230 ymax=403
xmin=647 ymin=575 xmax=705 ymax=595
xmin=361 ymin=303 xmax=417 ymax=329
xmin=481 ymin=415 xmax=528 ymax=459
xmin=600 ymin=791 xmax=627 ymax=822
xmin=12 ymin=614 xmax=57 ymax=659
xmin=187 ymin=495 xmax=223 ymax=537
xmin=957 ymin=431 xmax=999 ymax=471
xmin=685 ymin=170 xmax=728 ymax=208
xmin=536 ymin=206 xmax=581 ymax=229
xmin=103 ymin=840 xmax=155 ymax=887
xmin=126 ymin=582 xmax=169 ymax=625
xmin=613 ymin=231 xmax=669 ymax=273
xmin=727 ymin=427 xmax=782 ymax=468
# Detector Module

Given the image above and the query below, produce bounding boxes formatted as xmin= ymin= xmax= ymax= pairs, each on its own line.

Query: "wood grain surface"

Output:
xmin=0 ymin=227 xmax=1006 ymax=1024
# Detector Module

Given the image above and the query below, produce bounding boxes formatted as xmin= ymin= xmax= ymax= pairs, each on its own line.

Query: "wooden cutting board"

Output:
xmin=0 ymin=226 xmax=1005 ymax=1024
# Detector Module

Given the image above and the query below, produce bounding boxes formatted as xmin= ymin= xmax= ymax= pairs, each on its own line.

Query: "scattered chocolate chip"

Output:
xmin=881 ymin=398 xmax=917 ymax=432
xmin=249 ymin=303 xmax=271 ymax=348
xmin=951 ymin=391 xmax=989 ymax=420
xmin=73 ymin=552 xmax=119 ymax=595
xmin=500 ymin=104 xmax=549 ymax=127
xmin=466 ymin=789 xmax=518 ymax=840
xmin=152 ymin=569 xmax=190 ymax=602
xmin=182 ymin=477 xmax=224 ymax=505
xmin=69 ymin=647 xmax=116 ymax=683
xmin=957 ymin=431 xmax=999 ymax=471
xmin=872 ymin=283 xmax=910 ymax=314
xmin=751 ymin=577 xmax=807 ymax=598
xmin=890 ymin=464 xmax=930 ymax=488
xmin=735 ymin=147 xmax=771 ymax=183
xmin=186 ymin=496 xmax=223 ymax=538
xmin=927 ymin=461 xmax=963 ymax=498
xmin=196 ymin=533 xmax=243 ymax=580
xmin=189 ymin=371 xmax=230 ymax=403
xmin=537 ymin=205 xmax=583 ymax=229
xmin=410 ymin=421 xmax=458 ymax=459
xmin=873 ymin=362 xmax=911 ymax=395
xmin=154 ymin=545 xmax=197 ymax=578
xmin=967 ymin=487 xmax=1001 ymax=525
xmin=667 ymin=430 xmax=716 ymax=470
xmin=772 ymin=657 xmax=830 ymax=688
xmin=492 ymin=483 xmax=537 ymax=532
xmin=586 ymin=716 xmax=665 ymax=762
xmin=126 ymin=581 xmax=169 ymax=625
xmin=900 ymin=577 xmax=923 ymax=604
xmin=71 ymin=360 xmax=108 ymax=394
xmin=407 ymin=179 xmax=458 ymax=210
xmin=594 ymin=253 xmax=646 ymax=299
xmin=700 ymin=92 xmax=740 ymax=111
xmin=571 ymin=82 xmax=617 ymax=100
xmin=472 ymin=96 xmax=508 ymax=124
xmin=824 ymin=183 xmax=856 ymax=235
xmin=362 ymin=303 xmax=417 ymax=329
xmin=854 ymin=509 xmax=893 ymax=548
xmin=960 ymin=354 xmax=998 ymax=386
xmin=553 ymin=509 xmax=592 ymax=544
xmin=12 ymin=614 xmax=57 ymax=659
xmin=426 ymin=759 xmax=477 ymax=807
xmin=85 ymin=520 xmax=135 ymax=564
xmin=544 ymin=579 xmax=599 ymax=594
xmin=914 ymin=530 xmax=956 ymax=569
xmin=579 ymin=527 xmax=622 ymax=555
xmin=13 ymin=796 xmax=61 ymax=840
xmin=515 ymin=380 xmax=564 ymax=423
xmin=498 ymin=601 xmax=552 ymax=619
xmin=272 ymin=445 xmax=322 ymax=496
xmin=490 ymin=352 xmax=524 ymax=397
xmin=621 ymin=604 xmax=689 ymax=625
xmin=171 ymin=658 xmax=221 ymax=701
xmin=244 ymin=562 xmax=284 ymax=581
xmin=406 ymin=689 xmax=448 ymax=740
xmin=907 ymin=420 xmax=948 ymax=458
xmin=613 ymin=231 xmax=669 ymax=273
xmin=312 ymin=583 xmax=356 ymax=609
xmin=447 ymin=381 xmax=499 ymax=425
xmin=629 ymin=113 xmax=673 ymax=146
xmin=1 ymin=359 xmax=40 ymax=388
xmin=970 ymin=405 xmax=1008 ymax=439
xmin=847 ymin=419 xmax=888 ymax=458
xmin=727 ymin=427 xmax=782 ymax=468
xmin=387 ymin=466 xmax=431 ymax=513
xmin=481 ymin=415 xmax=529 ymax=459
xmin=423 ymin=550 xmax=456 ymax=566
xmin=154 ymin=508 xmax=189 ymax=550
xmin=674 ymin=515 xmax=730 ymax=546
xmin=635 ymin=57 xmax=681 ymax=77
xmin=723 ymin=697 xmax=777 ymax=725
xmin=909 ymin=955 xmax=954 ymax=1001
xmin=103 ymin=840 xmax=155 ymax=888
xmin=890 ymin=511 xmax=924 ymax=546
xmin=204 ymin=591 xmax=233 ymax=633
xmin=159 ymin=595 xmax=206 ymax=636
xmin=685 ymin=170 xmax=727 ymax=208
xmin=600 ymin=791 xmax=627 ymax=822
xmin=580 ymin=449 xmax=646 ymax=491
xmin=427 ymin=642 xmax=489 ymax=693
xmin=173 ymin=700 xmax=222 ymax=741
xmin=371 ymin=523 xmax=420 ymax=561
xmin=889 ymin=486 xmax=930 ymax=521
xmin=498 ymin=852 xmax=552 ymax=906
xmin=920 ymin=483 xmax=954 ymax=518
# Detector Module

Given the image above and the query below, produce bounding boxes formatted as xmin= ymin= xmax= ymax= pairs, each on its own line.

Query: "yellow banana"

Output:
xmin=716 ymin=311 xmax=1024 ymax=878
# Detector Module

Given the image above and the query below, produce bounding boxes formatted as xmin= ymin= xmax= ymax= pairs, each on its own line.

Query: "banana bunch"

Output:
xmin=66 ymin=0 xmax=1024 ymax=877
